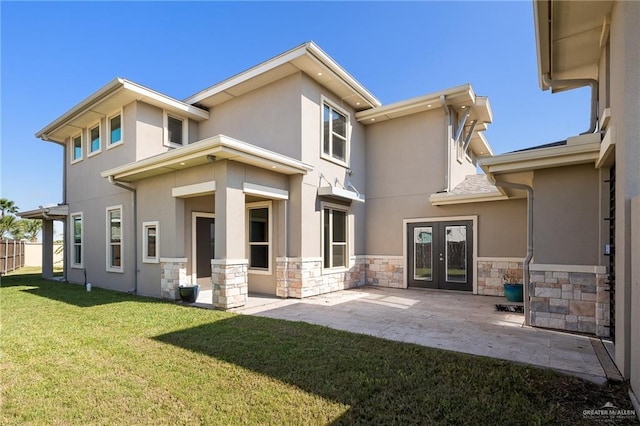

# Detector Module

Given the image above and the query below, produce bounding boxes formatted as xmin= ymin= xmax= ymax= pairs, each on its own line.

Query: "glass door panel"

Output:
xmin=413 ymin=227 xmax=433 ymax=281
xmin=445 ymin=225 xmax=467 ymax=283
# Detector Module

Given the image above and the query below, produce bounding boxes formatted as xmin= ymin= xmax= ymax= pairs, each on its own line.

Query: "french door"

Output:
xmin=407 ymin=221 xmax=473 ymax=291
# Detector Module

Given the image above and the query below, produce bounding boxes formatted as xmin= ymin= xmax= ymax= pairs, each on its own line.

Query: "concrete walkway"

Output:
xmin=224 ymin=286 xmax=609 ymax=383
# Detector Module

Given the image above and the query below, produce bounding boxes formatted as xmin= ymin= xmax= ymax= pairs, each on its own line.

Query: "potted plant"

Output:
xmin=178 ymin=283 xmax=200 ymax=303
xmin=503 ymin=271 xmax=523 ymax=303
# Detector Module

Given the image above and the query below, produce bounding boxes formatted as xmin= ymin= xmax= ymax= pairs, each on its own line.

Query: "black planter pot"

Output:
xmin=178 ymin=285 xmax=199 ymax=303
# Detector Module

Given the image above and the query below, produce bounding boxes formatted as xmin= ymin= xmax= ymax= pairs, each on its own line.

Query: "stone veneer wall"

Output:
xmin=160 ymin=258 xmax=189 ymax=300
xmin=529 ymin=266 xmax=610 ymax=337
xmin=211 ymin=259 xmax=248 ymax=309
xmin=477 ymin=258 xmax=524 ymax=296
xmin=276 ymin=256 xmax=365 ymax=299
xmin=363 ymin=256 xmax=404 ymax=288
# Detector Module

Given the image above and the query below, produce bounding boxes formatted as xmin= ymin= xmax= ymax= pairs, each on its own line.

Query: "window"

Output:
xmin=164 ymin=112 xmax=186 ymax=147
xmin=106 ymin=205 xmax=123 ymax=272
xmin=89 ymin=123 xmax=101 ymax=155
xmin=71 ymin=133 xmax=83 ymax=163
xmin=71 ymin=212 xmax=83 ymax=268
xmin=143 ymin=221 xmax=159 ymax=263
xmin=108 ymin=113 xmax=122 ymax=147
xmin=322 ymin=100 xmax=348 ymax=164
xmin=247 ymin=202 xmax=271 ymax=273
xmin=323 ymin=207 xmax=347 ymax=269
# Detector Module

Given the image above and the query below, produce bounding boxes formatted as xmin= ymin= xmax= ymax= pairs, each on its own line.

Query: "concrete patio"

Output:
xmin=196 ymin=286 xmax=616 ymax=384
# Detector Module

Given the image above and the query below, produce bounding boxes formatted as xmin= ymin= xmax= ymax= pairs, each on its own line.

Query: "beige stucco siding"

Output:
xmin=533 ymin=164 xmax=602 ymax=266
xmin=198 ymin=73 xmax=303 ymax=159
xmin=610 ymin=0 xmax=640 ymax=386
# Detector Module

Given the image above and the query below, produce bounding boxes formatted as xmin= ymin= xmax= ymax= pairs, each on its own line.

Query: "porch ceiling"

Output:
xmin=100 ymin=135 xmax=314 ymax=182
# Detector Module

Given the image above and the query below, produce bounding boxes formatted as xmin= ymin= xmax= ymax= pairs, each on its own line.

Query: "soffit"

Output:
xmin=535 ymin=0 xmax=614 ymax=88
xmin=100 ymin=135 xmax=314 ymax=182
xmin=37 ymin=79 xmax=209 ymax=144
xmin=185 ymin=42 xmax=380 ymax=111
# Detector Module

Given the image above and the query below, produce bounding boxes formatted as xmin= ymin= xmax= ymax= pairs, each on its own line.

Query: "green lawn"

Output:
xmin=1 ymin=270 xmax=636 ymax=425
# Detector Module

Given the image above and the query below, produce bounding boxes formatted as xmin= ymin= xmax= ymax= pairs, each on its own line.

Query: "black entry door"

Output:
xmin=407 ymin=221 xmax=473 ymax=291
xmin=196 ymin=217 xmax=215 ymax=279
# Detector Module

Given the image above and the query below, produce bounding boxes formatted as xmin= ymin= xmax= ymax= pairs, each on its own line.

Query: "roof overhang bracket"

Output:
xmin=453 ymin=107 xmax=470 ymax=145
xmin=462 ymin=119 xmax=478 ymax=154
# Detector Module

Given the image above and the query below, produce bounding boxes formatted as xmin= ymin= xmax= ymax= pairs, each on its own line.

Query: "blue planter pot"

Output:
xmin=179 ymin=285 xmax=200 ymax=303
xmin=503 ymin=283 xmax=523 ymax=302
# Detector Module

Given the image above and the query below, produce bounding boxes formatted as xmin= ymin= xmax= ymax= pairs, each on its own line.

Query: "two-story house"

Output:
xmin=26 ymin=41 xmax=514 ymax=310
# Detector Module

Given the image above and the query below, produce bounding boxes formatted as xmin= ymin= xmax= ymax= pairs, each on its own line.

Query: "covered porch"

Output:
xmin=17 ymin=205 xmax=68 ymax=280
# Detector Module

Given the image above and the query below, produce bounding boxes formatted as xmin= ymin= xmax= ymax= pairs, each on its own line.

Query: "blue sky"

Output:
xmin=1 ymin=1 xmax=590 ymax=216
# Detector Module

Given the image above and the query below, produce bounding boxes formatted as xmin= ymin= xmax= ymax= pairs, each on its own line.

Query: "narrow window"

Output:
xmin=109 ymin=114 xmax=122 ymax=146
xmin=106 ymin=206 xmax=123 ymax=272
xmin=89 ymin=123 xmax=101 ymax=154
xmin=247 ymin=203 xmax=271 ymax=272
xmin=323 ymin=207 xmax=347 ymax=269
xmin=165 ymin=114 xmax=184 ymax=146
xmin=72 ymin=134 xmax=83 ymax=162
xmin=322 ymin=102 xmax=348 ymax=163
xmin=143 ymin=221 xmax=159 ymax=263
xmin=71 ymin=213 xmax=83 ymax=268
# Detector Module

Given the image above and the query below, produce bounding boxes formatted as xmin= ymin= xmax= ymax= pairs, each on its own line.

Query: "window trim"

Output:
xmin=321 ymin=202 xmax=350 ymax=272
xmin=163 ymin=111 xmax=187 ymax=148
xmin=320 ymin=96 xmax=350 ymax=167
xmin=106 ymin=205 xmax=124 ymax=273
xmin=88 ymin=121 xmax=102 ymax=157
xmin=70 ymin=212 xmax=84 ymax=269
xmin=107 ymin=109 xmax=123 ymax=149
xmin=142 ymin=221 xmax=159 ymax=264
xmin=71 ymin=132 xmax=83 ymax=164
xmin=246 ymin=201 xmax=272 ymax=275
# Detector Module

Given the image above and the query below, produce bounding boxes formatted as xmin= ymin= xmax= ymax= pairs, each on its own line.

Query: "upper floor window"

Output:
xmin=71 ymin=212 xmax=83 ymax=268
xmin=247 ymin=202 xmax=271 ymax=273
xmin=108 ymin=113 xmax=122 ymax=147
xmin=323 ymin=206 xmax=347 ymax=269
xmin=89 ymin=123 xmax=101 ymax=156
xmin=322 ymin=100 xmax=348 ymax=165
xmin=106 ymin=205 xmax=123 ymax=272
xmin=71 ymin=133 xmax=83 ymax=163
xmin=164 ymin=112 xmax=186 ymax=147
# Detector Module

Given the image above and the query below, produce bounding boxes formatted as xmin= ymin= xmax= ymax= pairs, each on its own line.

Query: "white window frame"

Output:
xmin=106 ymin=205 xmax=123 ymax=273
xmin=320 ymin=96 xmax=350 ymax=167
xmin=142 ymin=221 xmax=159 ymax=264
xmin=70 ymin=212 xmax=84 ymax=269
xmin=71 ymin=132 xmax=83 ymax=164
xmin=246 ymin=201 xmax=272 ymax=275
xmin=321 ymin=202 xmax=349 ymax=271
xmin=88 ymin=121 xmax=102 ymax=157
xmin=107 ymin=109 xmax=123 ymax=149
xmin=163 ymin=111 xmax=187 ymax=148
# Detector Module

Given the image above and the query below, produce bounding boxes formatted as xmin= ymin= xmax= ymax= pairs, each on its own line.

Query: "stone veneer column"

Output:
xmin=212 ymin=259 xmax=248 ymax=309
xmin=160 ymin=258 xmax=188 ymax=300
xmin=476 ymin=258 xmax=524 ymax=296
xmin=529 ymin=266 xmax=609 ymax=337
xmin=364 ymin=256 xmax=404 ymax=288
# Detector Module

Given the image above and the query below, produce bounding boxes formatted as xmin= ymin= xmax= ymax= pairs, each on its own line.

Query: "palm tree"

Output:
xmin=0 ymin=215 xmax=19 ymax=239
xmin=0 ymin=198 xmax=19 ymax=218
xmin=21 ymin=219 xmax=42 ymax=242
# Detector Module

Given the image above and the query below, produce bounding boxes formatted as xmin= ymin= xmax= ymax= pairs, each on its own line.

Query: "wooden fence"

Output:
xmin=0 ymin=240 xmax=26 ymax=275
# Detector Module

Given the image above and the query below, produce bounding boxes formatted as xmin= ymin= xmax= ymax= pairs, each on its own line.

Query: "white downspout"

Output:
xmin=542 ymin=74 xmax=599 ymax=134
xmin=493 ymin=179 xmax=534 ymax=327
xmin=107 ymin=176 xmax=138 ymax=294
xmin=440 ymin=95 xmax=451 ymax=192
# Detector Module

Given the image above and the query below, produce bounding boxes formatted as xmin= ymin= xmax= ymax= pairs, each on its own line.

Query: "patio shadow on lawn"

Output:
xmin=153 ymin=315 xmax=630 ymax=425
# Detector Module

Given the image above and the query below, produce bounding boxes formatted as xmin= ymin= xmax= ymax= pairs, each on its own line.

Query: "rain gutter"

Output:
xmin=542 ymin=74 xmax=599 ymax=134
xmin=107 ymin=176 xmax=138 ymax=295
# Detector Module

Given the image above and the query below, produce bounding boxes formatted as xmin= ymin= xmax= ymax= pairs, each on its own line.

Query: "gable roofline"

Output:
xmin=356 ymin=83 xmax=494 ymax=156
xmin=36 ymin=78 xmax=210 ymax=144
xmin=183 ymin=41 xmax=381 ymax=110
